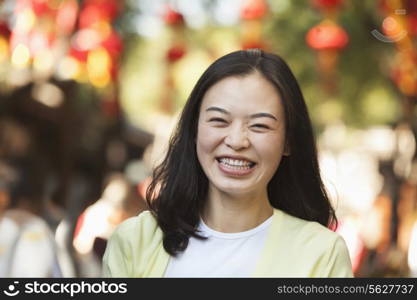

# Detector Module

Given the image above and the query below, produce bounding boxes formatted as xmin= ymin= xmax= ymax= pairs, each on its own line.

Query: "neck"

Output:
xmin=201 ymin=187 xmax=273 ymax=233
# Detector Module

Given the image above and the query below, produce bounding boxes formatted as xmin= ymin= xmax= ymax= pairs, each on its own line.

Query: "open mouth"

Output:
xmin=215 ymin=157 xmax=257 ymax=170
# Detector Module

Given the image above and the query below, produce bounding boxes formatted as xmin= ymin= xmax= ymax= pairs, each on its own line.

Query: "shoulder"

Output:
xmin=273 ymin=209 xmax=350 ymax=260
xmin=275 ymin=209 xmax=341 ymax=243
xmin=273 ymin=209 xmax=352 ymax=277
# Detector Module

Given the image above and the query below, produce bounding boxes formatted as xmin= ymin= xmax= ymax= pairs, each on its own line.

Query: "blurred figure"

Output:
xmin=73 ymin=172 xmax=146 ymax=277
xmin=0 ymin=159 xmax=62 ymax=277
xmin=0 ymin=118 xmax=63 ymax=277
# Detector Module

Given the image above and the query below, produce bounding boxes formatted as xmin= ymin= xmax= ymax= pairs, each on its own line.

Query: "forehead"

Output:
xmin=200 ymin=72 xmax=283 ymax=116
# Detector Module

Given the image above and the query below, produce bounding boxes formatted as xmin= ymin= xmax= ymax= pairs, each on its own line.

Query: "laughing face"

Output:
xmin=196 ymin=72 xmax=289 ymax=197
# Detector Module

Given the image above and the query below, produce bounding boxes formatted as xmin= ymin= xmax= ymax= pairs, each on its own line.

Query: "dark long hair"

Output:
xmin=146 ymin=49 xmax=337 ymax=256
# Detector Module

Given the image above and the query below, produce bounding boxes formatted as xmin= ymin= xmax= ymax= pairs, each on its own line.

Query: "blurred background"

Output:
xmin=0 ymin=0 xmax=416 ymax=278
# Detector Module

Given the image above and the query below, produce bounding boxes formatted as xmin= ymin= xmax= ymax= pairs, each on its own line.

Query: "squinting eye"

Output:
xmin=209 ymin=118 xmax=227 ymax=123
xmin=251 ymin=124 xmax=269 ymax=129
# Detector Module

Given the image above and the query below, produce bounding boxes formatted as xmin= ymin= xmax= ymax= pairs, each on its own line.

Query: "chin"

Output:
xmin=211 ymin=181 xmax=258 ymax=196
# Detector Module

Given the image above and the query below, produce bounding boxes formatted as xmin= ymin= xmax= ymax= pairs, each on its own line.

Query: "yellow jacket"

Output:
xmin=102 ymin=209 xmax=353 ymax=277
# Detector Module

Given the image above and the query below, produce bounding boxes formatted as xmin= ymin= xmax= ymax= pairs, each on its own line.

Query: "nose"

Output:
xmin=224 ymin=123 xmax=250 ymax=150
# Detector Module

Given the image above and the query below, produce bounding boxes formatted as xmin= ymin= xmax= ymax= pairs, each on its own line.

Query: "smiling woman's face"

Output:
xmin=196 ymin=71 xmax=288 ymax=196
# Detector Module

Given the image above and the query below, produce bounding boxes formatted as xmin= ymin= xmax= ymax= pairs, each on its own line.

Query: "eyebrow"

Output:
xmin=205 ymin=106 xmax=278 ymax=121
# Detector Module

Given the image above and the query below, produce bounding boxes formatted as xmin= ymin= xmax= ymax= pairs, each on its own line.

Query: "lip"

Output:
xmin=215 ymin=155 xmax=257 ymax=176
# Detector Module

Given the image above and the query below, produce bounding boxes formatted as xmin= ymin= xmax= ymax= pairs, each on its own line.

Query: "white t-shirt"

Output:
xmin=164 ymin=216 xmax=272 ymax=277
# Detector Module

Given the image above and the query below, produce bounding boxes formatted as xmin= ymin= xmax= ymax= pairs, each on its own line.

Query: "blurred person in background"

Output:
xmin=103 ymin=49 xmax=352 ymax=277
xmin=0 ymin=158 xmax=62 ymax=277
xmin=73 ymin=172 xmax=146 ymax=277
xmin=0 ymin=118 xmax=62 ymax=277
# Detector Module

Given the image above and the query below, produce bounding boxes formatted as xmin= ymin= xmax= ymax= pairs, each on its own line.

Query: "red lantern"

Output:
xmin=306 ymin=20 xmax=349 ymax=94
xmin=166 ymin=44 xmax=186 ymax=63
xmin=163 ymin=5 xmax=184 ymax=26
xmin=241 ymin=0 xmax=268 ymax=20
xmin=306 ymin=20 xmax=349 ymax=50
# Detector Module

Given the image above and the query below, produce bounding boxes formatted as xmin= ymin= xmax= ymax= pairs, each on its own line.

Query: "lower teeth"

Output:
xmin=221 ymin=162 xmax=251 ymax=169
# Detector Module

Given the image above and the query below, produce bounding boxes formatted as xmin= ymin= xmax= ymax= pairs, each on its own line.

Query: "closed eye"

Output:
xmin=208 ymin=118 xmax=227 ymax=123
xmin=251 ymin=124 xmax=270 ymax=129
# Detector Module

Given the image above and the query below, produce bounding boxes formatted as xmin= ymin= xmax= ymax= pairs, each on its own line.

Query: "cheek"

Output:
xmin=196 ymin=124 xmax=221 ymax=162
xmin=255 ymin=134 xmax=286 ymax=171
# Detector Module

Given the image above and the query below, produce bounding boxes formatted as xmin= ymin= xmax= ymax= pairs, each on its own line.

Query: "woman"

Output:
xmin=102 ymin=49 xmax=353 ymax=277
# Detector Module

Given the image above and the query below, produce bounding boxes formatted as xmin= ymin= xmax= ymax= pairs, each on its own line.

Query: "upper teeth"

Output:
xmin=219 ymin=158 xmax=252 ymax=166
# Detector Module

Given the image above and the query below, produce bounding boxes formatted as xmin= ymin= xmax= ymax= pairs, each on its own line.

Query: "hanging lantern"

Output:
xmin=163 ymin=4 xmax=186 ymax=61
xmin=240 ymin=0 xmax=268 ymax=20
xmin=166 ymin=44 xmax=186 ymax=63
xmin=306 ymin=19 xmax=349 ymax=94
xmin=240 ymin=0 xmax=268 ymax=50
xmin=163 ymin=5 xmax=184 ymax=26
xmin=163 ymin=5 xmax=186 ymax=63
xmin=160 ymin=5 xmax=187 ymax=115
xmin=306 ymin=20 xmax=349 ymax=50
